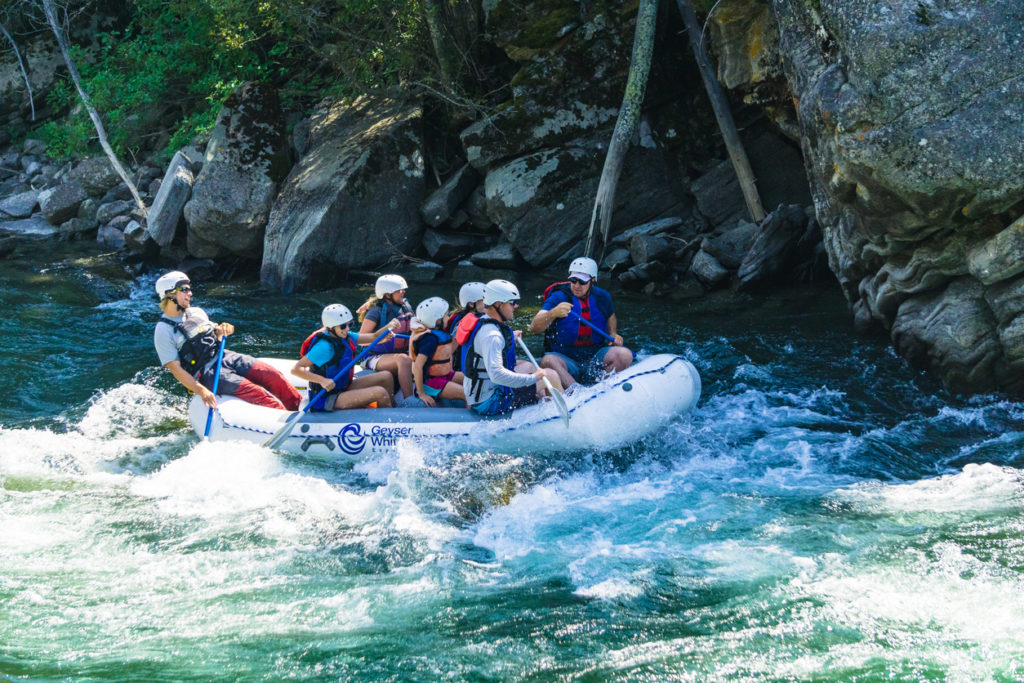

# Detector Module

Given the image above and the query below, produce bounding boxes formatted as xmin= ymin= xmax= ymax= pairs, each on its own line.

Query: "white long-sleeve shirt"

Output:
xmin=462 ymin=317 xmax=537 ymax=406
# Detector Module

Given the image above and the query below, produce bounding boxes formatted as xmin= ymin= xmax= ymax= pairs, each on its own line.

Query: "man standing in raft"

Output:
xmin=529 ymin=257 xmax=633 ymax=388
xmin=153 ymin=270 xmax=301 ymax=410
xmin=461 ymin=279 xmax=564 ymax=416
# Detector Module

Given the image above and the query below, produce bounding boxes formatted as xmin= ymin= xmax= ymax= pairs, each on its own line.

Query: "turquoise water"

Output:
xmin=2 ymin=248 xmax=1024 ymax=681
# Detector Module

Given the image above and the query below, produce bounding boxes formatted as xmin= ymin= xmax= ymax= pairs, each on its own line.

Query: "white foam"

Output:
xmin=836 ymin=463 xmax=1024 ymax=514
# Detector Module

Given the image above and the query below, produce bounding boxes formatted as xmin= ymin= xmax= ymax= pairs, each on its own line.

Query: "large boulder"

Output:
xmin=261 ymin=96 xmax=426 ymax=292
xmin=68 ymin=157 xmax=122 ymax=197
xmin=184 ymin=82 xmax=290 ymax=258
xmin=769 ymin=0 xmax=1024 ymax=394
xmin=485 ymin=142 xmax=688 ymax=267
xmin=0 ymin=32 xmax=62 ymax=118
xmin=146 ymin=151 xmax=194 ymax=247
xmin=39 ymin=181 xmax=88 ymax=225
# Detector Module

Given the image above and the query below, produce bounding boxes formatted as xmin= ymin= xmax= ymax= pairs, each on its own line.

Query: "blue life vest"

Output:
xmin=367 ymin=300 xmax=412 ymax=354
xmin=460 ymin=317 xmax=516 ymax=403
xmin=300 ymin=330 xmax=357 ymax=410
xmin=542 ymin=282 xmax=612 ymax=353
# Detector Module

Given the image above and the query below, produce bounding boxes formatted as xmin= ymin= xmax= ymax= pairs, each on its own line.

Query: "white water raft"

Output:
xmin=188 ymin=354 xmax=701 ymax=459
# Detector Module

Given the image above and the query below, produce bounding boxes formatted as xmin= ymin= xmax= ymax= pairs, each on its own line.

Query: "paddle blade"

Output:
xmin=264 ymin=411 xmax=302 ymax=450
xmin=541 ymin=376 xmax=571 ymax=427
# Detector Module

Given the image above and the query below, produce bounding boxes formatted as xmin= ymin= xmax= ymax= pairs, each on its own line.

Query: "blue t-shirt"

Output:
xmin=305 ymin=337 xmax=340 ymax=367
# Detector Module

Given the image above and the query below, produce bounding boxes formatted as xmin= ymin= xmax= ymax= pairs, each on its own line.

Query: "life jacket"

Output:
xmin=158 ymin=315 xmax=220 ymax=379
xmin=409 ymin=328 xmax=454 ymax=377
xmin=300 ymin=329 xmax=357 ymax=404
xmin=460 ymin=317 xmax=516 ymax=403
xmin=451 ymin=310 xmax=480 ymax=372
xmin=541 ymin=282 xmax=612 ymax=353
xmin=366 ymin=300 xmax=412 ymax=354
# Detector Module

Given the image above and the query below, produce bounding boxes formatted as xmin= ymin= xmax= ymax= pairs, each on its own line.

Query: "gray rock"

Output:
xmin=770 ymin=0 xmax=1024 ymax=394
xmin=147 ymin=151 xmax=195 ymax=247
xmin=690 ymin=250 xmax=731 ymax=287
xmin=0 ymin=215 xmax=58 ymax=236
xmin=604 ymin=247 xmax=632 ymax=272
xmin=470 ymin=241 xmax=521 ymax=269
xmin=185 ymin=82 xmax=291 ymax=258
xmin=486 ymin=142 xmax=686 ymax=267
xmin=59 ymin=216 xmax=97 ymax=237
xmin=736 ymin=205 xmax=815 ymax=291
xmin=39 ymin=181 xmax=89 ymax=225
xmin=96 ymin=199 xmax=135 ymax=225
xmin=404 ymin=260 xmax=444 ymax=282
xmin=691 ymin=160 xmax=747 ymax=229
xmin=967 ymin=215 xmax=1024 ymax=286
xmin=423 ymin=228 xmax=485 ymax=262
xmin=420 ymin=164 xmax=480 ymax=227
xmin=123 ymin=220 xmax=150 ymax=252
xmin=609 ymin=217 xmax=684 ymax=247
xmin=0 ymin=189 xmax=40 ymax=218
xmin=22 ymin=139 xmax=46 ymax=156
xmin=261 ymin=96 xmax=426 ymax=292
xmin=701 ymin=220 xmax=759 ymax=269
xmin=100 ymin=182 xmax=135 ymax=204
xmin=97 ymin=224 xmax=126 ymax=249
xmin=77 ymin=198 xmax=98 ymax=223
xmin=628 ymin=234 xmax=674 ymax=266
xmin=69 ymin=157 xmax=123 ymax=196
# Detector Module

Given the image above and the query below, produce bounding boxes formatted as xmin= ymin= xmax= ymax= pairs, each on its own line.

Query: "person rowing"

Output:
xmin=153 ymin=270 xmax=300 ymax=411
xmin=461 ymin=279 xmax=564 ymax=416
xmin=529 ymin=256 xmax=633 ymax=388
xmin=292 ymin=304 xmax=395 ymax=411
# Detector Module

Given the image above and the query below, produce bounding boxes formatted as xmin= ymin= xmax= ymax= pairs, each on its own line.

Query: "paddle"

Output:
xmin=201 ymin=335 xmax=227 ymax=441
xmin=263 ymin=326 xmax=394 ymax=450
xmin=514 ymin=335 xmax=570 ymax=427
xmin=568 ymin=311 xmax=617 ymax=344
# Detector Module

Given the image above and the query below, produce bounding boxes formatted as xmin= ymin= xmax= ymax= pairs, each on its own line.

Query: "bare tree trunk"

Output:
xmin=422 ymin=0 xmax=458 ymax=92
xmin=584 ymin=0 xmax=658 ymax=262
xmin=0 ymin=21 xmax=35 ymax=120
xmin=40 ymin=0 xmax=146 ymax=215
xmin=675 ymin=0 xmax=765 ymax=222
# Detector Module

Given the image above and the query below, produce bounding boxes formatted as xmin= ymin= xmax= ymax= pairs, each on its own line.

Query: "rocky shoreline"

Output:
xmin=3 ymin=0 xmax=1024 ymax=398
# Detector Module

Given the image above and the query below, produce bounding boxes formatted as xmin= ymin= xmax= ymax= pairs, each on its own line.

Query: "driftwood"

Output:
xmin=675 ymin=0 xmax=765 ymax=222
xmin=40 ymin=0 xmax=146 ymax=215
xmin=0 ymin=20 xmax=34 ymax=120
xmin=583 ymin=0 xmax=658 ymax=262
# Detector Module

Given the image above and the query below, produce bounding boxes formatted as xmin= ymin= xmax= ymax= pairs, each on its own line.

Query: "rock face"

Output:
xmin=261 ymin=96 xmax=426 ymax=292
xmin=184 ymin=82 xmax=290 ymax=258
xmin=766 ymin=0 xmax=1024 ymax=394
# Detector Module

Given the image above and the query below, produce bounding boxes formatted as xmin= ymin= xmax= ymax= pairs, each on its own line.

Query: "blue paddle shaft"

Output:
xmin=301 ymin=326 xmax=393 ymax=415
xmin=202 ymin=335 xmax=227 ymax=438
xmin=569 ymin=311 xmax=616 ymax=343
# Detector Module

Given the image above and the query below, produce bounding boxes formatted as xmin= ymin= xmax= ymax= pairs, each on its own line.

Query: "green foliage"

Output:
xmin=28 ymin=0 xmax=437 ymax=162
xmin=914 ymin=1 xmax=933 ymax=25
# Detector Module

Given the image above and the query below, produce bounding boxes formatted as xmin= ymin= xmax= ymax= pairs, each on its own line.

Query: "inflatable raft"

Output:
xmin=188 ymin=354 xmax=701 ymax=459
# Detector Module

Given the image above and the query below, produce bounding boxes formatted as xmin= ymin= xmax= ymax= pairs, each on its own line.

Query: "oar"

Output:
xmin=514 ymin=335 xmax=570 ymax=427
xmin=568 ymin=311 xmax=616 ymax=344
xmin=263 ymin=326 xmax=393 ymax=450
xmin=202 ymin=335 xmax=227 ymax=441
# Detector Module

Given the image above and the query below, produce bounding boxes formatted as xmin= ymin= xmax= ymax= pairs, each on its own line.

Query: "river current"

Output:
xmin=2 ymin=250 xmax=1023 ymax=681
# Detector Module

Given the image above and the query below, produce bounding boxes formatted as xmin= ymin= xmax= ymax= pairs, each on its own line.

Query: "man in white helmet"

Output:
xmin=529 ymin=256 xmax=633 ymax=387
xmin=460 ymin=279 xmax=563 ymax=416
xmin=153 ymin=270 xmax=300 ymax=411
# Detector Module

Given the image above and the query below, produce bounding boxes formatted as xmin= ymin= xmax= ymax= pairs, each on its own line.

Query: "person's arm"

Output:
xmin=481 ymin=332 xmax=537 ymax=388
xmin=529 ymin=301 xmax=572 ymax=333
xmin=412 ymin=354 xmax=434 ymax=407
xmin=606 ymin=313 xmax=624 ymax=347
xmin=291 ymin=355 xmax=336 ymax=391
xmin=165 ymin=360 xmax=217 ymax=407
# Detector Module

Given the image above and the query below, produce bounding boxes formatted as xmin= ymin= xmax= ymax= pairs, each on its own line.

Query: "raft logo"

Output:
xmin=337 ymin=423 xmax=367 ymax=455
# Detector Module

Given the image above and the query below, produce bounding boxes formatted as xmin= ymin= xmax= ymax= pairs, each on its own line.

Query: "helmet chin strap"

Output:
xmin=494 ymin=303 xmax=510 ymax=323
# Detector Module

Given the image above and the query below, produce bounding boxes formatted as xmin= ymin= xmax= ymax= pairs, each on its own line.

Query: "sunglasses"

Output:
xmin=568 ymin=277 xmax=589 ymax=285
xmin=175 ymin=285 xmax=192 ymax=294
xmin=506 ymin=300 xmax=520 ymax=308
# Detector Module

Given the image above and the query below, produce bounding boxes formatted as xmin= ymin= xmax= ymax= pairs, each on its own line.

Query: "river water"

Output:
xmin=2 ymin=245 xmax=1023 ymax=681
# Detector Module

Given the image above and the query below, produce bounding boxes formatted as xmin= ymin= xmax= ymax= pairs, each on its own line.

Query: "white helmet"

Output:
xmin=321 ymin=303 xmax=354 ymax=329
xmin=375 ymin=274 xmax=408 ymax=298
xmin=458 ymin=281 xmax=486 ymax=309
xmin=568 ymin=256 xmax=598 ymax=280
xmin=155 ymin=270 xmax=189 ymax=298
xmin=415 ymin=296 xmax=449 ymax=329
xmin=483 ymin=279 xmax=520 ymax=306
